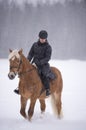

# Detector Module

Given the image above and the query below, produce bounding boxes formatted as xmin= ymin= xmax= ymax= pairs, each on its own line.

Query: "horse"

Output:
xmin=8 ymin=49 xmax=63 ymax=121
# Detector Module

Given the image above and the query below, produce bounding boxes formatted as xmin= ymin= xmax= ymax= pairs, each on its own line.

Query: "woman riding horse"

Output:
xmin=8 ymin=48 xmax=63 ymax=120
xmin=14 ymin=30 xmax=54 ymax=97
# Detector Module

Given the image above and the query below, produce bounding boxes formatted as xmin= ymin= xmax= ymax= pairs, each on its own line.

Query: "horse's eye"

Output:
xmin=16 ymin=60 xmax=19 ymax=63
xmin=16 ymin=58 xmax=20 ymax=62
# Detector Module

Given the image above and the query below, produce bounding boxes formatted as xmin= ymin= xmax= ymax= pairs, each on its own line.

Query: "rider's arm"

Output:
xmin=27 ymin=43 xmax=34 ymax=61
xmin=40 ymin=45 xmax=52 ymax=65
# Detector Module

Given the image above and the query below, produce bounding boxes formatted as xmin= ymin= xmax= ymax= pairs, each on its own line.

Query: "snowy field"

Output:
xmin=0 ymin=59 xmax=86 ymax=130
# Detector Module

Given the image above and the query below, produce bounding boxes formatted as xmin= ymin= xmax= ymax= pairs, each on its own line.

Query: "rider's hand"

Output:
xmin=34 ymin=59 xmax=41 ymax=66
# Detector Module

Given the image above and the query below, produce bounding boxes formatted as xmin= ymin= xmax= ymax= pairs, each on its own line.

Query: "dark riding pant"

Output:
xmin=37 ymin=63 xmax=50 ymax=90
xmin=40 ymin=74 xmax=50 ymax=90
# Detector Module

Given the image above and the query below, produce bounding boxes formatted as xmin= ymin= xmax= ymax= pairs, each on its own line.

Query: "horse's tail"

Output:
xmin=50 ymin=92 xmax=63 ymax=118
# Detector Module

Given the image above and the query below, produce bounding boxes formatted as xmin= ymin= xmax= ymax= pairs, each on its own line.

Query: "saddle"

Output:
xmin=38 ymin=68 xmax=56 ymax=96
xmin=46 ymin=70 xmax=56 ymax=80
xmin=37 ymin=68 xmax=56 ymax=81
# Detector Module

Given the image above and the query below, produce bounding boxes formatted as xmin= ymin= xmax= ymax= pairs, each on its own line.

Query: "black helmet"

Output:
xmin=39 ymin=30 xmax=48 ymax=39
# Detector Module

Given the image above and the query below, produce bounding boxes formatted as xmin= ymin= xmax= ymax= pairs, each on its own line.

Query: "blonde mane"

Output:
xmin=9 ymin=50 xmax=20 ymax=60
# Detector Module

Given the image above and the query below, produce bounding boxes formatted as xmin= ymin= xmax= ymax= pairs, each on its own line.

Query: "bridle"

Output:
xmin=10 ymin=58 xmax=35 ymax=76
xmin=10 ymin=59 xmax=22 ymax=73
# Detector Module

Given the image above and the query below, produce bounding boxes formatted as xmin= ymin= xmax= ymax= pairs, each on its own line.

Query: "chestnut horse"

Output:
xmin=8 ymin=49 xmax=63 ymax=120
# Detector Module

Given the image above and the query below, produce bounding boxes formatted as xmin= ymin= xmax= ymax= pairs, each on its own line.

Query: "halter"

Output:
xmin=19 ymin=67 xmax=35 ymax=77
xmin=10 ymin=59 xmax=22 ymax=73
xmin=10 ymin=57 xmax=35 ymax=76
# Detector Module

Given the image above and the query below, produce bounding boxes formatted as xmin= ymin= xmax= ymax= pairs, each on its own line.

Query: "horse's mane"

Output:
xmin=20 ymin=52 xmax=37 ymax=71
xmin=9 ymin=49 xmax=20 ymax=60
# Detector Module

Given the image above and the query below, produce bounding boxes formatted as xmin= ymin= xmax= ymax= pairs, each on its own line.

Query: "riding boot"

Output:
xmin=42 ymin=76 xmax=51 ymax=97
xmin=46 ymin=89 xmax=51 ymax=97
xmin=14 ymin=87 xmax=19 ymax=95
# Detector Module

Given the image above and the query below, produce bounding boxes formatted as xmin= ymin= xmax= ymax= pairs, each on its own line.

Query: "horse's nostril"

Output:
xmin=8 ymin=73 xmax=15 ymax=80
xmin=11 ymin=75 xmax=14 ymax=79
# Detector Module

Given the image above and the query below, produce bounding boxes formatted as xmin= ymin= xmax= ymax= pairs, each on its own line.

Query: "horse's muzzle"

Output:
xmin=8 ymin=72 xmax=16 ymax=80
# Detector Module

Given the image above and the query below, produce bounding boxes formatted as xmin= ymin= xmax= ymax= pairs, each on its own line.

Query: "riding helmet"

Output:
xmin=39 ymin=30 xmax=48 ymax=39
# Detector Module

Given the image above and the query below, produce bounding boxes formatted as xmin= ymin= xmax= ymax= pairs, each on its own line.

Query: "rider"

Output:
xmin=14 ymin=30 xmax=52 ymax=97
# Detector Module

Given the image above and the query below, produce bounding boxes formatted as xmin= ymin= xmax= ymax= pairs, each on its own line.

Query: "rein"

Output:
xmin=10 ymin=58 xmax=35 ymax=76
xmin=19 ymin=68 xmax=35 ymax=77
xmin=10 ymin=59 xmax=22 ymax=72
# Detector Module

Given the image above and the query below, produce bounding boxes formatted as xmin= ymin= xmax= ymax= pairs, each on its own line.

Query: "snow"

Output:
xmin=0 ymin=59 xmax=86 ymax=130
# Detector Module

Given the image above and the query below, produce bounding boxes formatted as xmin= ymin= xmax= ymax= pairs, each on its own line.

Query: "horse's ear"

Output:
xmin=9 ymin=49 xmax=12 ymax=53
xmin=18 ymin=48 xmax=23 ymax=55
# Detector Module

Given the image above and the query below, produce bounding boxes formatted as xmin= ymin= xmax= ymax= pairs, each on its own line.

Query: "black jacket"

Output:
xmin=27 ymin=40 xmax=55 ymax=80
xmin=27 ymin=40 xmax=52 ymax=67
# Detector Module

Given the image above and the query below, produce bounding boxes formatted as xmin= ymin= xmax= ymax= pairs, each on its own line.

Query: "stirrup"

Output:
xmin=14 ymin=88 xmax=19 ymax=95
xmin=46 ymin=89 xmax=51 ymax=97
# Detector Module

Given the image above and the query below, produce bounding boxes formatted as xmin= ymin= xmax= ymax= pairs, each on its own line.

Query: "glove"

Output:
xmin=32 ymin=63 xmax=37 ymax=68
xmin=32 ymin=58 xmax=41 ymax=66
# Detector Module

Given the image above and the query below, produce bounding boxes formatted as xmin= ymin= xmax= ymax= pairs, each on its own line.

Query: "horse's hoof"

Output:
xmin=41 ymin=111 xmax=45 ymax=114
xmin=27 ymin=116 xmax=32 ymax=122
xmin=20 ymin=111 xmax=27 ymax=119
xmin=40 ymin=111 xmax=45 ymax=118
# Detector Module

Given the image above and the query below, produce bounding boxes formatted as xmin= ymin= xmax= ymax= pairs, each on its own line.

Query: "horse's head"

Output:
xmin=8 ymin=49 xmax=23 ymax=80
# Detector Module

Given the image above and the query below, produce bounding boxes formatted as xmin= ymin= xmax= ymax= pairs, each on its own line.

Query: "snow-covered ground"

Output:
xmin=0 ymin=59 xmax=86 ymax=130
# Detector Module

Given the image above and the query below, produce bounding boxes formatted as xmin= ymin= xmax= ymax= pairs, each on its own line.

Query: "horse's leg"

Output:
xmin=20 ymin=96 xmax=27 ymax=119
xmin=39 ymin=99 xmax=46 ymax=113
xmin=28 ymin=98 xmax=37 ymax=121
